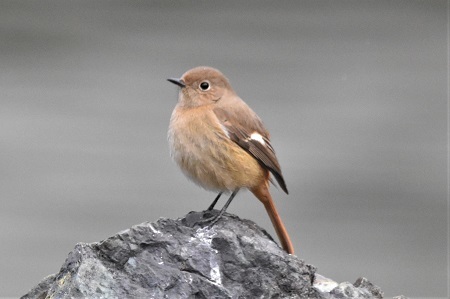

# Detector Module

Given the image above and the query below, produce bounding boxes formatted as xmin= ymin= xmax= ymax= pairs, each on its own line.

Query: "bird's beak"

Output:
xmin=167 ymin=78 xmax=186 ymax=88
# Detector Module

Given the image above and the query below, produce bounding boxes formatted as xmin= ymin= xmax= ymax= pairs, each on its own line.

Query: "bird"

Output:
xmin=167 ymin=66 xmax=294 ymax=254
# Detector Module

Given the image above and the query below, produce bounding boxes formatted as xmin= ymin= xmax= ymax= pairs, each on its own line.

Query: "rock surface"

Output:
xmin=22 ymin=210 xmax=389 ymax=299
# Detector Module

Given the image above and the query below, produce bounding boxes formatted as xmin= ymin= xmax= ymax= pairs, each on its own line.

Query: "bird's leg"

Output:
xmin=199 ymin=189 xmax=239 ymax=226
xmin=207 ymin=192 xmax=222 ymax=210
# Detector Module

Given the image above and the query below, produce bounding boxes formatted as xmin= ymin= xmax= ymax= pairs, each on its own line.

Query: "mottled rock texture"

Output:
xmin=22 ymin=211 xmax=388 ymax=299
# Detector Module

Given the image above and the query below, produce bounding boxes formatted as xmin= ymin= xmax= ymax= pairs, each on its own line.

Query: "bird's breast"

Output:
xmin=168 ymin=106 xmax=265 ymax=191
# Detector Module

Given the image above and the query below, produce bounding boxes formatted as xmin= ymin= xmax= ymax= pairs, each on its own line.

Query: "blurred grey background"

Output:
xmin=0 ymin=1 xmax=447 ymax=298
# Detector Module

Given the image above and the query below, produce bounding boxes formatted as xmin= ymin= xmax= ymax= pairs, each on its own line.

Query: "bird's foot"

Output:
xmin=196 ymin=210 xmax=223 ymax=228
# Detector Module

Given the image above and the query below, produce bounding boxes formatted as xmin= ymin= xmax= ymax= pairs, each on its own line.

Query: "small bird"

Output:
xmin=167 ymin=66 xmax=294 ymax=254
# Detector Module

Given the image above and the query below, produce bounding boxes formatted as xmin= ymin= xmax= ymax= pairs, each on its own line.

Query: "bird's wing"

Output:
xmin=213 ymin=106 xmax=288 ymax=194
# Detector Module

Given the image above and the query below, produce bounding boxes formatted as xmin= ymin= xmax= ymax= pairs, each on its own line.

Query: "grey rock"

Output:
xmin=22 ymin=210 xmax=386 ymax=299
xmin=313 ymin=275 xmax=385 ymax=299
xmin=21 ymin=274 xmax=56 ymax=299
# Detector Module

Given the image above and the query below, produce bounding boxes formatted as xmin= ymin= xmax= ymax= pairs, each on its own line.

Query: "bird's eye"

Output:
xmin=199 ymin=81 xmax=210 ymax=91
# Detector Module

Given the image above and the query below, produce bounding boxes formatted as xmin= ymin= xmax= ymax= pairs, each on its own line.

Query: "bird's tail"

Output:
xmin=251 ymin=182 xmax=295 ymax=254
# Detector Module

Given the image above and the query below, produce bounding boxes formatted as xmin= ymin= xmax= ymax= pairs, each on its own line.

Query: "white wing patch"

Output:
xmin=250 ymin=132 xmax=265 ymax=145
xmin=219 ymin=123 xmax=230 ymax=138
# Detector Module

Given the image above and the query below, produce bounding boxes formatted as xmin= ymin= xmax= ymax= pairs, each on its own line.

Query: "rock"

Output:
xmin=21 ymin=274 xmax=56 ymax=299
xmin=313 ymin=274 xmax=339 ymax=293
xmin=313 ymin=275 xmax=387 ymax=299
xmin=22 ymin=210 xmax=388 ymax=299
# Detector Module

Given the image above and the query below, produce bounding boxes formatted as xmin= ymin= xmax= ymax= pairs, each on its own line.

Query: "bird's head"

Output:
xmin=168 ymin=66 xmax=235 ymax=108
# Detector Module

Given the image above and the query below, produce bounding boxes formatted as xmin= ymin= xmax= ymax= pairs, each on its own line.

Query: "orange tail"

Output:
xmin=251 ymin=182 xmax=295 ymax=254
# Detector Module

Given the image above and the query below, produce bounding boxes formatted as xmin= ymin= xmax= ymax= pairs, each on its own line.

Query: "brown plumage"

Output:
xmin=167 ymin=66 xmax=294 ymax=254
